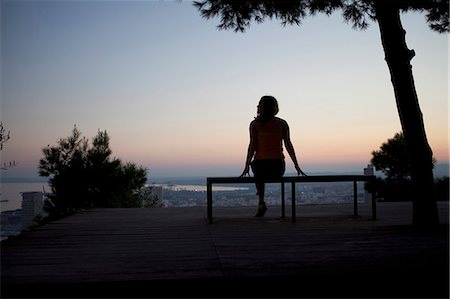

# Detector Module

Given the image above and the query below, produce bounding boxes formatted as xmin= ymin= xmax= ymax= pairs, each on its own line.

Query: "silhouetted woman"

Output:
xmin=240 ymin=95 xmax=306 ymax=217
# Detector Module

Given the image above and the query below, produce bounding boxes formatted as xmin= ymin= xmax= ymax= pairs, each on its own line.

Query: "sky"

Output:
xmin=1 ymin=0 xmax=448 ymax=179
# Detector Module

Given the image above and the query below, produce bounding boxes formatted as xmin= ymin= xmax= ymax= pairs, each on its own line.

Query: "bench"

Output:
xmin=206 ymin=175 xmax=377 ymax=223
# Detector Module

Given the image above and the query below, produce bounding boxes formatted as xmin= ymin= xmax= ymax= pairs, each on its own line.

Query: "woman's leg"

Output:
xmin=256 ymin=181 xmax=265 ymax=205
xmin=251 ymin=160 xmax=268 ymax=217
xmin=255 ymin=181 xmax=267 ymax=217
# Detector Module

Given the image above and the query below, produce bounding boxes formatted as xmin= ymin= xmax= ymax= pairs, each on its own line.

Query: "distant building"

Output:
xmin=21 ymin=192 xmax=46 ymax=230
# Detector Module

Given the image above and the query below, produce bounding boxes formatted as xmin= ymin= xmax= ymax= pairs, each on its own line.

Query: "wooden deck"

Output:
xmin=1 ymin=201 xmax=449 ymax=298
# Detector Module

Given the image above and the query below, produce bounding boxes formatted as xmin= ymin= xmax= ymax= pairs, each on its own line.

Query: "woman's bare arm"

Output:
xmin=282 ymin=121 xmax=306 ymax=176
xmin=240 ymin=121 xmax=257 ymax=177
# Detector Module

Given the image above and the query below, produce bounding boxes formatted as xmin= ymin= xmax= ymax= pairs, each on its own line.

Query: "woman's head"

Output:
xmin=257 ymin=95 xmax=279 ymax=120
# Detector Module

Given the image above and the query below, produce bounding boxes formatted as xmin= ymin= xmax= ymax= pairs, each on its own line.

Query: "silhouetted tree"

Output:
xmin=0 ymin=122 xmax=10 ymax=151
xmin=371 ymin=132 xmax=413 ymax=182
xmin=370 ymin=132 xmax=436 ymax=201
xmin=0 ymin=122 xmax=18 ymax=170
xmin=194 ymin=0 xmax=448 ymax=226
xmin=39 ymin=126 xmax=147 ymax=219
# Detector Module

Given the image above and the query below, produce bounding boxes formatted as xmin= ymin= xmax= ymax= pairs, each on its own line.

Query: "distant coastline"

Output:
xmin=2 ymin=163 xmax=448 ymax=184
xmin=1 ymin=177 xmax=49 ymax=184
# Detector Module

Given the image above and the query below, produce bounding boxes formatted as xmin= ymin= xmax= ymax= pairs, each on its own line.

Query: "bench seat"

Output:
xmin=206 ymin=175 xmax=377 ymax=223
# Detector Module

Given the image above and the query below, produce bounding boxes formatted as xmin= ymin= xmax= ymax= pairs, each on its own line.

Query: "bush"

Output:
xmin=39 ymin=126 xmax=147 ymax=219
xmin=369 ymin=132 xmax=444 ymax=202
xmin=435 ymin=177 xmax=449 ymax=201
xmin=366 ymin=177 xmax=449 ymax=202
xmin=368 ymin=178 xmax=413 ymax=202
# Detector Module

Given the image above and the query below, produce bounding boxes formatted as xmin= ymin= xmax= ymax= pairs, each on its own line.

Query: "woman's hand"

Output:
xmin=296 ymin=165 xmax=307 ymax=176
xmin=240 ymin=165 xmax=250 ymax=177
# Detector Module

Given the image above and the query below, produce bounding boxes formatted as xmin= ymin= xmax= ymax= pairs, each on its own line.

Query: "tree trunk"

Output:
xmin=374 ymin=3 xmax=439 ymax=226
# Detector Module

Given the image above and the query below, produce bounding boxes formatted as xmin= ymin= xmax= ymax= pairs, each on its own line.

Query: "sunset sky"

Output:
xmin=1 ymin=1 xmax=448 ymax=179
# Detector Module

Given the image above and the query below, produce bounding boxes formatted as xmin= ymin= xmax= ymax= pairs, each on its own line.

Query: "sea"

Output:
xmin=1 ymin=182 xmax=50 ymax=212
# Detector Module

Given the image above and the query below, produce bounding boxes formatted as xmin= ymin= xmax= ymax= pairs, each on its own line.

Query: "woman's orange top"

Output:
xmin=253 ymin=117 xmax=285 ymax=160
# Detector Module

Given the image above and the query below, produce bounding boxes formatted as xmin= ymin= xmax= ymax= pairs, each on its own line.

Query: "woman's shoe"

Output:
xmin=255 ymin=203 xmax=267 ymax=217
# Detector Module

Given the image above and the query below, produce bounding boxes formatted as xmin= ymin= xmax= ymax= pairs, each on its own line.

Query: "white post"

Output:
xmin=21 ymin=192 xmax=44 ymax=230
xmin=364 ymin=165 xmax=375 ymax=203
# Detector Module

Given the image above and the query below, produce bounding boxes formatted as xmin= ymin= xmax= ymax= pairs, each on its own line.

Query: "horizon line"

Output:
xmin=2 ymin=164 xmax=449 ymax=184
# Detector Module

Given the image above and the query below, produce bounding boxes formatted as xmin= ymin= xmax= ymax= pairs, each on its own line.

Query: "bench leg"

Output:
xmin=291 ymin=182 xmax=296 ymax=223
xmin=371 ymin=190 xmax=377 ymax=220
xmin=353 ymin=180 xmax=358 ymax=217
xmin=281 ymin=181 xmax=285 ymax=218
xmin=207 ymin=182 xmax=213 ymax=224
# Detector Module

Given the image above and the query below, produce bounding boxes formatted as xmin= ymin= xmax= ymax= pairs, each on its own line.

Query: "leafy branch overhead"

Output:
xmin=193 ymin=0 xmax=448 ymax=33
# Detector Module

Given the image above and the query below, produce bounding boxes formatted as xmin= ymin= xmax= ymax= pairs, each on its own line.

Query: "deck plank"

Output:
xmin=1 ymin=202 xmax=448 ymax=298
